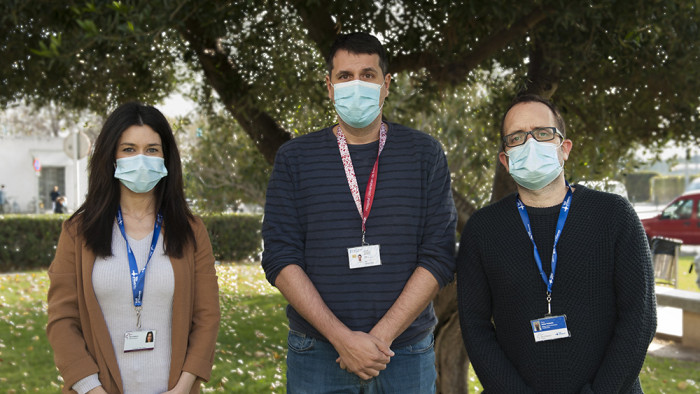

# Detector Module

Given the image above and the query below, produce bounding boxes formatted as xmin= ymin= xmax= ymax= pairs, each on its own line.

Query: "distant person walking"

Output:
xmin=0 ymin=184 xmax=6 ymax=213
xmin=50 ymin=185 xmax=61 ymax=211
xmin=53 ymin=196 xmax=66 ymax=214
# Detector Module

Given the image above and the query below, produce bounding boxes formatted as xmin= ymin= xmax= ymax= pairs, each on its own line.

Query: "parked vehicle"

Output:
xmin=685 ymin=177 xmax=700 ymax=193
xmin=641 ymin=190 xmax=700 ymax=245
xmin=577 ymin=180 xmax=629 ymax=200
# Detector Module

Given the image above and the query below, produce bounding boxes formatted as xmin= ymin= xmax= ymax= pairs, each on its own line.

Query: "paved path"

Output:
xmin=632 ymin=203 xmax=700 ymax=361
xmin=648 ymin=337 xmax=700 ymax=363
xmin=648 ymin=305 xmax=700 ymax=363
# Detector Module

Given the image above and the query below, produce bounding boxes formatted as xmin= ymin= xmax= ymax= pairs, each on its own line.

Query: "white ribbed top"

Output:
xmin=89 ymin=221 xmax=175 ymax=394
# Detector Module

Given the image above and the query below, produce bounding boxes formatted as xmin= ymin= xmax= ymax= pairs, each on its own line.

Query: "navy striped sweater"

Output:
xmin=262 ymin=122 xmax=457 ymax=347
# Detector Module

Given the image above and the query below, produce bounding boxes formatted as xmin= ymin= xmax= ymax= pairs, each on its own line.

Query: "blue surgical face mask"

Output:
xmin=114 ymin=154 xmax=168 ymax=193
xmin=332 ymin=80 xmax=384 ymax=128
xmin=506 ymin=138 xmax=563 ymax=190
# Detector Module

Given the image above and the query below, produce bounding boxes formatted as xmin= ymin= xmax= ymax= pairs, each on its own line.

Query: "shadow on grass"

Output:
xmin=211 ymin=292 xmax=288 ymax=392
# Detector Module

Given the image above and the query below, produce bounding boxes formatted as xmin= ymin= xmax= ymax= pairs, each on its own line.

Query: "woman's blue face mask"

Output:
xmin=114 ymin=154 xmax=168 ymax=193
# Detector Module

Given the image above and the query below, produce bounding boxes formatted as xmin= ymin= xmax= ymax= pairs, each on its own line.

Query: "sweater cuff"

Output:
xmin=72 ymin=374 xmax=101 ymax=394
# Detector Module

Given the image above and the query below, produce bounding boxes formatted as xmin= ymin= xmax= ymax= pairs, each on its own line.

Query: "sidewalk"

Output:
xmin=635 ymin=198 xmax=700 ymax=362
xmin=648 ymin=337 xmax=700 ymax=363
xmin=649 ymin=306 xmax=700 ymax=362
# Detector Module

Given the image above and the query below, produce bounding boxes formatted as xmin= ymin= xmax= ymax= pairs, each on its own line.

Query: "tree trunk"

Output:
xmin=433 ymin=38 xmax=560 ymax=394
xmin=179 ymin=19 xmax=292 ymax=165
xmin=433 ymin=166 xmax=515 ymax=393
xmin=434 ymin=281 xmax=469 ymax=393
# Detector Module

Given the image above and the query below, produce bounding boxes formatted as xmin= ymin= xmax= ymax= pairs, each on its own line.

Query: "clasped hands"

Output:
xmin=334 ymin=330 xmax=395 ymax=380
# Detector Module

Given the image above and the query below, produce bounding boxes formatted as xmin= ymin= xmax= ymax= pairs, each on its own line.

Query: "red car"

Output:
xmin=641 ymin=191 xmax=700 ymax=245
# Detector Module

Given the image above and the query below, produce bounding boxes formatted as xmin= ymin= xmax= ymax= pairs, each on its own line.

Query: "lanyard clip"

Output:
xmin=135 ymin=306 xmax=142 ymax=329
xmin=545 ymin=292 xmax=552 ymax=316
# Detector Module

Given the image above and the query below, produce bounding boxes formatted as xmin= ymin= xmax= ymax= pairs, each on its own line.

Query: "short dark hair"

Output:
xmin=72 ymin=102 xmax=194 ymax=257
xmin=500 ymin=94 xmax=567 ymax=145
xmin=326 ymin=32 xmax=388 ymax=76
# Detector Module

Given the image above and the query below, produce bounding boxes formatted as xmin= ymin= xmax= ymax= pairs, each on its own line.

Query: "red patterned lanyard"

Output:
xmin=336 ymin=123 xmax=388 ymax=244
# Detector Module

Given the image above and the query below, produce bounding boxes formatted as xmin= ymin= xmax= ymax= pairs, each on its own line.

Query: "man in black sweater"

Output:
xmin=457 ymin=95 xmax=656 ymax=393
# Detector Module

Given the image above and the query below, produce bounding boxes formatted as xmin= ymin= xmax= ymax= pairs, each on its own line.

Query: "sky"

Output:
xmin=159 ymin=93 xmax=196 ymax=118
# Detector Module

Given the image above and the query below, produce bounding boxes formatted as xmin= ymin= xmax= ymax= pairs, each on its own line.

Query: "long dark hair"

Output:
xmin=71 ymin=102 xmax=195 ymax=257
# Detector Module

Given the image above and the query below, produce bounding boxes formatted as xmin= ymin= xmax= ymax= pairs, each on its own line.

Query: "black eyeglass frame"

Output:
xmin=502 ymin=126 xmax=564 ymax=148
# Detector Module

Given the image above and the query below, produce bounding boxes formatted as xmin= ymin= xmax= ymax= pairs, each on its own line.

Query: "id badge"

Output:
xmin=530 ymin=315 xmax=570 ymax=342
xmin=347 ymin=244 xmax=381 ymax=269
xmin=124 ymin=329 xmax=156 ymax=352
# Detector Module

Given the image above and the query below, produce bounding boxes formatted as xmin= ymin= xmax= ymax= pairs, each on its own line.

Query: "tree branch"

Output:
xmin=452 ymin=186 xmax=478 ymax=231
xmin=520 ymin=39 xmax=559 ymax=98
xmin=179 ymin=18 xmax=291 ymax=164
xmin=290 ymin=0 xmax=339 ymax=62
xmin=391 ymin=7 xmax=553 ymax=85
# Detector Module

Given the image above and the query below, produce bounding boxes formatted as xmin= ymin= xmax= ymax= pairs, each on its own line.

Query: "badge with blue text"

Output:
xmin=530 ymin=315 xmax=571 ymax=342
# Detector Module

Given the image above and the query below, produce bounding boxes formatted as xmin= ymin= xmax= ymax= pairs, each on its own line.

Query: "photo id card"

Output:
xmin=124 ymin=329 xmax=156 ymax=352
xmin=347 ymin=244 xmax=381 ymax=269
xmin=530 ymin=315 xmax=570 ymax=342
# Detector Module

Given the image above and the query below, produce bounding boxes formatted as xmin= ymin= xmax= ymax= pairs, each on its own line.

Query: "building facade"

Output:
xmin=0 ymin=135 xmax=88 ymax=214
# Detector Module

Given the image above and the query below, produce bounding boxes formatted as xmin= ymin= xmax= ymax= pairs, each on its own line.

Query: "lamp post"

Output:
xmin=33 ymin=158 xmax=41 ymax=214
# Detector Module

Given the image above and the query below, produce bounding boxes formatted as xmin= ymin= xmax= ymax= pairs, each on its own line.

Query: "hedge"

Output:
xmin=0 ymin=213 xmax=263 ymax=272
xmin=201 ymin=214 xmax=263 ymax=262
xmin=625 ymin=171 xmax=658 ymax=203
xmin=651 ymin=175 xmax=686 ymax=204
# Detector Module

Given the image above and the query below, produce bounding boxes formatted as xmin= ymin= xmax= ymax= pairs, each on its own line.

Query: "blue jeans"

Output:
xmin=286 ymin=330 xmax=436 ymax=394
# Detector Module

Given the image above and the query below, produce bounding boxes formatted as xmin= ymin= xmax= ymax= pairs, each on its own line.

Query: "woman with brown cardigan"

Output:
xmin=47 ymin=102 xmax=220 ymax=393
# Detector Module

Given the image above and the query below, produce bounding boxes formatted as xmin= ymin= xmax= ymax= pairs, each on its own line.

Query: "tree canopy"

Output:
xmin=4 ymin=2 xmax=700 ymax=391
xmin=3 ymin=0 xmax=699 ymax=216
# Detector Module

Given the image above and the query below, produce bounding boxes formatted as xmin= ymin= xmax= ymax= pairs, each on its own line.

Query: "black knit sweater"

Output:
xmin=457 ymin=185 xmax=656 ymax=394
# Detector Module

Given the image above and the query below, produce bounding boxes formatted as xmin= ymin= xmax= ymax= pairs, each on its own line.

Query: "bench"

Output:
xmin=655 ymin=286 xmax=700 ymax=350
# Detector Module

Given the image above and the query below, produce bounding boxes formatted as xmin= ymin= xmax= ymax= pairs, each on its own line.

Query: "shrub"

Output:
xmin=200 ymin=214 xmax=263 ymax=262
xmin=0 ymin=214 xmax=65 ymax=271
xmin=0 ymin=213 xmax=263 ymax=271
xmin=625 ymin=171 xmax=658 ymax=202
xmin=652 ymin=175 xmax=686 ymax=204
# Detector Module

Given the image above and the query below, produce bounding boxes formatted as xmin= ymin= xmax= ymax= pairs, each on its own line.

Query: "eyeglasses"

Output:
xmin=502 ymin=127 xmax=563 ymax=148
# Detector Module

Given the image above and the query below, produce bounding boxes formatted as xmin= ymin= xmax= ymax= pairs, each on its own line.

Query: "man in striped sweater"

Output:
xmin=262 ymin=32 xmax=457 ymax=393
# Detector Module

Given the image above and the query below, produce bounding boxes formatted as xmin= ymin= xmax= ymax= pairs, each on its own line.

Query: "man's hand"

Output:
xmin=333 ymin=331 xmax=394 ymax=380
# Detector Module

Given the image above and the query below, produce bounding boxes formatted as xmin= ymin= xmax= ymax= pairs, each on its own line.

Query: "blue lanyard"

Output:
xmin=116 ymin=207 xmax=162 ymax=318
xmin=516 ymin=185 xmax=572 ymax=314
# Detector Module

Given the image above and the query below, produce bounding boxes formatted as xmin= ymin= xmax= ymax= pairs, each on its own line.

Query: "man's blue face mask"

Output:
xmin=506 ymin=138 xmax=563 ymax=191
xmin=332 ymin=80 xmax=384 ymax=129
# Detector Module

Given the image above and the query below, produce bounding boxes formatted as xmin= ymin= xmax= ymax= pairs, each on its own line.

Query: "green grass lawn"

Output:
xmin=1 ymin=262 xmax=698 ymax=393
xmin=670 ymin=256 xmax=699 ymax=292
